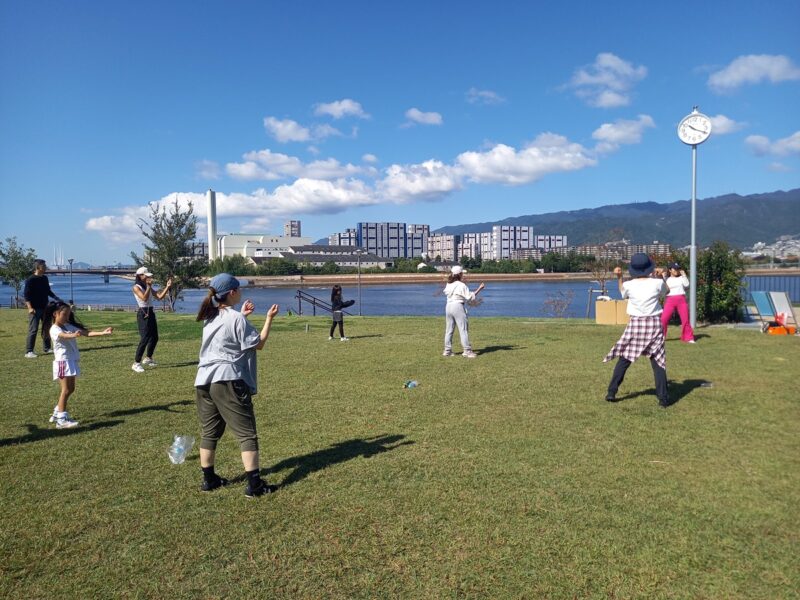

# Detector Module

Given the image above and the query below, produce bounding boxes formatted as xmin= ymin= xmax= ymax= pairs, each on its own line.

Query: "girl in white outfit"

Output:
xmin=45 ymin=302 xmax=113 ymax=428
xmin=442 ymin=266 xmax=485 ymax=358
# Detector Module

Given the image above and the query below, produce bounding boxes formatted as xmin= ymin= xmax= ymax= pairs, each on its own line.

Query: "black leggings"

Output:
xmin=135 ymin=308 xmax=159 ymax=362
xmin=607 ymin=357 xmax=668 ymax=403
xmin=330 ymin=320 xmax=344 ymax=338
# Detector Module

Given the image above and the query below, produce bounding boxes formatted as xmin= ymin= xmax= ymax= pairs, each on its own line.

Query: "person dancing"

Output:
xmin=661 ymin=262 xmax=695 ymax=343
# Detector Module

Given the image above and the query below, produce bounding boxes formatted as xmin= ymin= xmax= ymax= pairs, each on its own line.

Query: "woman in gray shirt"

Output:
xmin=194 ymin=273 xmax=279 ymax=498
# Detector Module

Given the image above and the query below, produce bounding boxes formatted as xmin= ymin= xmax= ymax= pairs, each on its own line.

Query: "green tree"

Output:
xmin=0 ymin=237 xmax=37 ymax=303
xmin=130 ymin=200 xmax=207 ymax=310
xmin=207 ymin=254 xmax=255 ymax=276
xmin=696 ymin=241 xmax=746 ymax=323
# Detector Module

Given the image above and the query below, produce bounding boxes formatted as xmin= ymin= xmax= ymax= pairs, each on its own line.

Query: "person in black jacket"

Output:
xmin=329 ymin=285 xmax=355 ymax=341
xmin=23 ymin=259 xmax=62 ymax=358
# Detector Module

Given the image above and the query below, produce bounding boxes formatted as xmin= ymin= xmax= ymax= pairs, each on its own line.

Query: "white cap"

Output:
xmin=136 ymin=267 xmax=153 ymax=277
xmin=451 ymin=265 xmax=465 ymax=275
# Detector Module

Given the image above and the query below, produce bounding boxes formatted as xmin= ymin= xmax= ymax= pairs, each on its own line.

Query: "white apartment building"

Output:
xmin=492 ymin=225 xmax=534 ymax=260
xmin=328 ymin=228 xmax=357 ymax=247
xmin=428 ymin=234 xmax=459 ymax=261
xmin=534 ymin=235 xmax=568 ymax=251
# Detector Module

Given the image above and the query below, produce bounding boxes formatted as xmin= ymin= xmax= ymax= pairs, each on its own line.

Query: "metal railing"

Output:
xmin=294 ymin=290 xmax=353 ymax=317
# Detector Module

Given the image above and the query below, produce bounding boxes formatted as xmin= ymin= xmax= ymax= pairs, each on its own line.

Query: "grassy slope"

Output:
xmin=0 ymin=309 xmax=798 ymax=599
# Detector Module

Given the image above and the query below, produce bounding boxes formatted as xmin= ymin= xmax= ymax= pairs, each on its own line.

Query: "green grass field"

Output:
xmin=1 ymin=309 xmax=798 ymax=599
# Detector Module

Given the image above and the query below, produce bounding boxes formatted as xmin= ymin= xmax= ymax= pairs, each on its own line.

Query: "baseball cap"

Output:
xmin=136 ymin=267 xmax=153 ymax=277
xmin=451 ymin=265 xmax=466 ymax=275
xmin=209 ymin=272 xmax=241 ymax=295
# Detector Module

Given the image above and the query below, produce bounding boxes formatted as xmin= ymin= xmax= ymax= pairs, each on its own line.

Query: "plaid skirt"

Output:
xmin=603 ymin=315 xmax=666 ymax=370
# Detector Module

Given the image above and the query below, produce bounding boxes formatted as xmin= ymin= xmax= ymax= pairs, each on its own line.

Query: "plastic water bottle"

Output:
xmin=404 ymin=380 xmax=418 ymax=389
xmin=167 ymin=435 xmax=195 ymax=465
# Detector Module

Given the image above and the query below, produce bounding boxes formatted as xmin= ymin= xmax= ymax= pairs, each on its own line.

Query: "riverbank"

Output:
xmin=241 ymin=267 xmax=800 ymax=288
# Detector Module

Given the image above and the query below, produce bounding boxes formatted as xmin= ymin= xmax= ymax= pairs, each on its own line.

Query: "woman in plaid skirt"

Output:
xmin=604 ymin=253 xmax=671 ymax=407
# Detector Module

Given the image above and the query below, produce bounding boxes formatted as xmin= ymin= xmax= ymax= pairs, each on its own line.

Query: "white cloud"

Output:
xmin=314 ymin=99 xmax=370 ymax=119
xmin=264 ymin=117 xmax=310 ymax=143
xmin=709 ymin=114 xmax=745 ymax=135
xmin=312 ymin=123 xmax=343 ymax=139
xmin=768 ymin=162 xmax=792 ymax=173
xmin=378 ymin=160 xmax=463 ymax=202
xmin=362 ymin=153 xmax=378 ymax=163
xmin=195 ymin=159 xmax=221 ymax=180
xmin=708 ymin=54 xmax=800 ymax=92
xmin=404 ymin=108 xmax=443 ymax=126
xmin=457 ymin=133 xmax=597 ymax=185
xmin=568 ymin=53 xmax=647 ymax=108
xmin=592 ymin=114 xmax=655 ymax=153
xmin=466 ymin=88 xmax=505 ymax=105
xmin=226 ymin=149 xmax=376 ymax=181
xmin=746 ymin=131 xmax=800 ymax=156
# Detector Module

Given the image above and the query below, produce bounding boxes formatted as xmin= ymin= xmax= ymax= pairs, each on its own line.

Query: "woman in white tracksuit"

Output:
xmin=442 ymin=265 xmax=485 ymax=358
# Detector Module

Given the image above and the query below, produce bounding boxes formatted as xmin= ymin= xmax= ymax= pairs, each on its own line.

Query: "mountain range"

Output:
xmin=433 ymin=188 xmax=800 ymax=249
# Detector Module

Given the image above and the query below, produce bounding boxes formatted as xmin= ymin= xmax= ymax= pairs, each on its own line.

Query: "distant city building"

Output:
xmin=534 ymin=235 xmax=568 ymax=251
xmin=259 ymin=244 xmax=392 ymax=269
xmin=217 ymin=233 xmax=312 ymax=260
xmin=428 ymin=234 xmax=459 ymax=261
xmin=328 ymin=228 xmax=358 ymax=247
xmin=283 ymin=220 xmax=301 ymax=237
xmin=407 ymin=224 xmax=430 ymax=259
xmin=510 ymin=248 xmax=543 ymax=260
xmin=492 ymin=225 xmax=534 ymax=260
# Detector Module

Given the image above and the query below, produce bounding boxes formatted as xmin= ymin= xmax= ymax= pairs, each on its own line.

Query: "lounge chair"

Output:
xmin=750 ymin=291 xmax=776 ymax=324
xmin=769 ymin=291 xmax=798 ymax=327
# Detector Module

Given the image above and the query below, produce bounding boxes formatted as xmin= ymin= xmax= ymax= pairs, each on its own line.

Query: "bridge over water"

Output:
xmin=48 ymin=268 xmax=136 ymax=283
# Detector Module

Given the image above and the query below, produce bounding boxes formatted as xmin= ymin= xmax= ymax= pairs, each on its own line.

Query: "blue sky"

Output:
xmin=1 ymin=0 xmax=799 ymax=264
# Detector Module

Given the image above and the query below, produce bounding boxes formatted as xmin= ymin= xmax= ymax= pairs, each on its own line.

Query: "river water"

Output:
xmin=6 ymin=273 xmax=798 ymax=318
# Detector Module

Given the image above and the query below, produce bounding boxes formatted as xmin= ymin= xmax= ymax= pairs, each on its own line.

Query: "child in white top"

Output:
xmin=442 ymin=265 xmax=485 ymax=358
xmin=661 ymin=262 xmax=695 ymax=343
xmin=603 ymin=254 xmax=671 ymax=407
xmin=45 ymin=302 xmax=113 ymax=428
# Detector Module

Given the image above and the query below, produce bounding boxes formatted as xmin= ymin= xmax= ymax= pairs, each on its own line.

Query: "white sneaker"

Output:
xmin=442 ymin=351 xmax=452 ymax=357
xmin=43 ymin=349 xmax=54 ymax=354
xmin=328 ymin=336 xmax=334 ymax=341
xmin=48 ymin=407 xmax=58 ymax=423
xmin=24 ymin=352 xmax=38 ymax=359
xmin=55 ymin=413 xmax=79 ymax=429
xmin=340 ymin=337 xmax=349 ymax=341
xmin=462 ymin=351 xmax=477 ymax=359
xmin=687 ymin=340 xmax=696 ymax=344
xmin=132 ymin=363 xmax=145 ymax=373
xmin=142 ymin=357 xmax=157 ymax=367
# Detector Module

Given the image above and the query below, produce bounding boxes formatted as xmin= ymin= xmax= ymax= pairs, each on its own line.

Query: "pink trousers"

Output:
xmin=661 ymin=294 xmax=694 ymax=342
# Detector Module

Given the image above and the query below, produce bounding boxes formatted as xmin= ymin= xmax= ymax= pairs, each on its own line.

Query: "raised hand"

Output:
xmin=266 ymin=304 xmax=280 ymax=319
xmin=241 ymin=299 xmax=255 ymax=316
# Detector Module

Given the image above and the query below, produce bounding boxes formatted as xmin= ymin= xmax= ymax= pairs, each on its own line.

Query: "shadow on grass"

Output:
xmin=478 ymin=344 xmax=520 ymax=355
xmin=346 ymin=334 xmax=383 ymax=340
xmin=104 ymin=399 xmax=193 ymax=417
xmin=261 ymin=434 xmax=414 ymax=488
xmin=0 ymin=419 xmax=124 ymax=447
xmin=615 ymin=379 xmax=710 ymax=406
xmin=158 ymin=361 xmax=200 ymax=369
xmin=80 ymin=343 xmax=138 ymax=352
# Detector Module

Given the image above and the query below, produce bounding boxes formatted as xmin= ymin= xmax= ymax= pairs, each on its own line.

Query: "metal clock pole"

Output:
xmin=678 ymin=107 xmax=711 ymax=330
xmin=689 ymin=144 xmax=697 ymax=329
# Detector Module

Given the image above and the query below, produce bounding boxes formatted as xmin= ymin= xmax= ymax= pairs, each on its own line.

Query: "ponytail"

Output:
xmin=196 ymin=288 xmax=220 ymax=322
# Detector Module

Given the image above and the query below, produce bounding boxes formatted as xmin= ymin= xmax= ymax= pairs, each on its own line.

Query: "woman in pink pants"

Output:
xmin=661 ymin=263 xmax=695 ymax=343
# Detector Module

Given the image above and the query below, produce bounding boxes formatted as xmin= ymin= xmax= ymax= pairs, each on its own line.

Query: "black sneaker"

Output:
xmin=200 ymin=475 xmax=229 ymax=492
xmin=244 ymin=478 xmax=278 ymax=498
xmin=605 ymin=394 xmax=619 ymax=402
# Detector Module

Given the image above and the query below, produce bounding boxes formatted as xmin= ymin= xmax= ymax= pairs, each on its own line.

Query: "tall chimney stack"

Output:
xmin=206 ymin=189 xmax=218 ymax=261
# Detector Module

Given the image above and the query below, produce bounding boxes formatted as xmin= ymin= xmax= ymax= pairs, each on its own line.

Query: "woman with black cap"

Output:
xmin=661 ymin=262 xmax=695 ymax=343
xmin=603 ymin=253 xmax=671 ymax=407
xmin=194 ymin=273 xmax=280 ymax=498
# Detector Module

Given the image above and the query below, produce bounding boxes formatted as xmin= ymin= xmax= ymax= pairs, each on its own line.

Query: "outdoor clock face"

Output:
xmin=678 ymin=113 xmax=712 ymax=145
